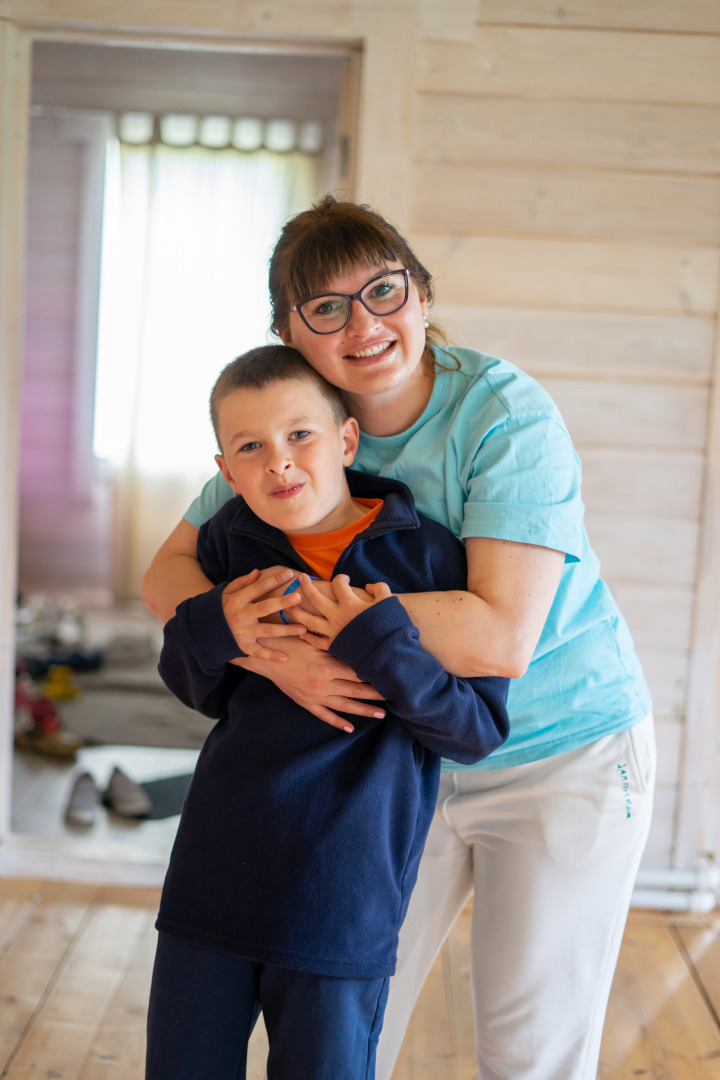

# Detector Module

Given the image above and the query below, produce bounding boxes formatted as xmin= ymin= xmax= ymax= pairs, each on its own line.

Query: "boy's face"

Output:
xmin=215 ymin=378 xmax=360 ymax=535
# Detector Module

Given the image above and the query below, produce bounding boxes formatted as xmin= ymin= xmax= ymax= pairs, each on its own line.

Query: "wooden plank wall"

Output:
xmin=405 ymin=3 xmax=720 ymax=871
xmin=2 ymin=0 xmax=720 ymax=872
xmin=19 ymin=116 xmax=113 ymax=594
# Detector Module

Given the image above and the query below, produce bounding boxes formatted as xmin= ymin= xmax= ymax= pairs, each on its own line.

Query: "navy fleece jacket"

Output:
xmin=156 ymin=470 xmax=509 ymax=978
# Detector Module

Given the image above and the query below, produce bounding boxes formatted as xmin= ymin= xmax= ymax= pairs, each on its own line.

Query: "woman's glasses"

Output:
xmin=291 ymin=269 xmax=410 ymax=335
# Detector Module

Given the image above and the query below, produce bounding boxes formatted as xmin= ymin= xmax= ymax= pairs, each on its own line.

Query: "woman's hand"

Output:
xmin=292 ymin=574 xmax=392 ymax=650
xmin=221 ymin=568 xmax=307 ymax=662
xmin=235 ymin=635 xmax=386 ymax=732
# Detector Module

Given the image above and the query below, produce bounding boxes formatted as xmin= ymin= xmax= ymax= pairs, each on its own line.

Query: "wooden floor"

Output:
xmin=0 ymin=880 xmax=718 ymax=1079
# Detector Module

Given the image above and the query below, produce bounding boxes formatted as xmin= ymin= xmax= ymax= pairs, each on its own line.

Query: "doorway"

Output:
xmin=6 ymin=36 xmax=360 ymax=878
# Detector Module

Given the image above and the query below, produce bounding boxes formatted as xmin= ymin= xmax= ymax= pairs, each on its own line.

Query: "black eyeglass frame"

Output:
xmin=290 ymin=268 xmax=411 ymax=335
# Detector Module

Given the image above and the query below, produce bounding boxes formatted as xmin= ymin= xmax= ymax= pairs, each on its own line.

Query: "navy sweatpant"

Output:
xmin=145 ymin=933 xmax=390 ymax=1080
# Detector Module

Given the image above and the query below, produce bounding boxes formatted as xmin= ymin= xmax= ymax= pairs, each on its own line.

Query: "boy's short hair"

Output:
xmin=210 ymin=345 xmax=350 ymax=448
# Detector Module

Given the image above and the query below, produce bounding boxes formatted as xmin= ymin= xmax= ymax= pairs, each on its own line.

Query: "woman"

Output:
xmin=143 ymin=195 xmax=655 ymax=1080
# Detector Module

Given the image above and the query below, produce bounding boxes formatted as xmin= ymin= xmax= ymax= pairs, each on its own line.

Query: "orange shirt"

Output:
xmin=286 ymin=499 xmax=383 ymax=579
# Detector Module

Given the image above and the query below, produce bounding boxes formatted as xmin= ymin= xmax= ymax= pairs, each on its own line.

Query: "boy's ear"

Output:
xmin=215 ymin=453 xmax=241 ymax=494
xmin=341 ymin=417 xmax=360 ymax=466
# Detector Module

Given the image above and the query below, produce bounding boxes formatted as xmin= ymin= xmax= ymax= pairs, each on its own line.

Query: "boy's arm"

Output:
xmin=159 ymin=585 xmax=245 ymax=718
xmin=301 ymin=579 xmax=510 ymax=764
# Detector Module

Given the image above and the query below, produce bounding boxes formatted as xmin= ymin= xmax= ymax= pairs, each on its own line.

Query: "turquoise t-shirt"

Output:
xmin=185 ymin=346 xmax=651 ymax=769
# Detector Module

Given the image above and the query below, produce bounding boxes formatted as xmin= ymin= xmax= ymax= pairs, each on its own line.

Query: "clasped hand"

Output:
xmin=221 ymin=567 xmax=392 ymax=660
xmin=222 ymin=568 xmax=391 ymax=731
xmin=221 ymin=567 xmax=308 ymax=662
xmin=289 ymin=574 xmax=392 ymax=651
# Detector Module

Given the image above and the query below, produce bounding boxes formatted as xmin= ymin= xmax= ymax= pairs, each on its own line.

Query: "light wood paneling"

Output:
xmin=588 ymin=516 xmax=699 ymax=586
xmin=676 ymin=279 xmax=720 ymax=867
xmin=416 ymin=0 xmax=477 ymax=43
xmin=434 ymin=306 xmax=715 ymax=384
xmin=608 ymin=583 xmax=693 ymax=654
xmin=416 ymin=95 xmax=720 ymax=176
xmin=538 ymin=379 xmax=708 ymax=451
xmin=579 ymin=449 xmax=703 ymax=520
xmin=636 ymin=651 xmax=688 ymax=718
xmin=414 ymin=234 xmax=720 ymax=315
xmin=0 ymin=0 xmax=409 ymax=39
xmin=414 ymin=163 xmax=720 ymax=245
xmin=479 ymin=0 xmax=720 ymax=34
xmin=2 ymin=0 xmax=477 ymax=44
xmin=353 ymin=33 xmax=415 ymax=226
xmin=418 ymin=30 xmax=720 ymax=105
xmin=642 ymin=786 xmax=676 ymax=869
xmin=654 ymin=719 xmax=682 ymax=788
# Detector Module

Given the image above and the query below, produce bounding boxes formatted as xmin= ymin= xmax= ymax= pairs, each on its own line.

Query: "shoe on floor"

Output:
xmin=103 ymin=766 xmax=152 ymax=818
xmin=14 ymin=726 xmax=84 ymax=759
xmin=65 ymin=772 xmax=100 ymax=826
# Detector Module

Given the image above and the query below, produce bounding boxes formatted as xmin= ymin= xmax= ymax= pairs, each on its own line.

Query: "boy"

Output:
xmin=147 ymin=345 xmax=509 ymax=1080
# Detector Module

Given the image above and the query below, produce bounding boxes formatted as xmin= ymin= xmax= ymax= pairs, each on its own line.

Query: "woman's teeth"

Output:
xmin=347 ymin=341 xmax=393 ymax=359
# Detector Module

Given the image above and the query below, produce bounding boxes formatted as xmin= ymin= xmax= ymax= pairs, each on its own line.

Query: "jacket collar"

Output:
xmin=226 ymin=468 xmax=419 ymax=546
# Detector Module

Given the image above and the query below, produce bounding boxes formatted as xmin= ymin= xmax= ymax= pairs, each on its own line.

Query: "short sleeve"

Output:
xmin=184 ymin=471 xmax=235 ymax=529
xmin=461 ymin=414 xmax=584 ymax=561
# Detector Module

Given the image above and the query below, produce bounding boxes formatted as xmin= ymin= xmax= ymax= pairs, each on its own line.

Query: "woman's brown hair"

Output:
xmin=268 ymin=195 xmax=451 ymax=358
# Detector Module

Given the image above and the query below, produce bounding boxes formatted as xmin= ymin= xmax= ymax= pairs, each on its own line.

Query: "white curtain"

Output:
xmin=94 ymin=141 xmax=319 ymax=597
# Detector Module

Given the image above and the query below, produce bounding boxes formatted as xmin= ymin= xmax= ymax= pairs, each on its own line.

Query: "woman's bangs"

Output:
xmin=290 ymin=227 xmax=401 ymax=303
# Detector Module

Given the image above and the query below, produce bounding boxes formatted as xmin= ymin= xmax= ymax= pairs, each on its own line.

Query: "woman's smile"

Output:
xmin=343 ymin=339 xmax=396 ymax=361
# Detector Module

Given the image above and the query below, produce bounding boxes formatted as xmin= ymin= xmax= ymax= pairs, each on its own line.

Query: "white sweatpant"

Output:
xmin=377 ymin=713 xmax=656 ymax=1080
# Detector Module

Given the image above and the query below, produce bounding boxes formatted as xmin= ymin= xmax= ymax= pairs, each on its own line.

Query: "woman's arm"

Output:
xmin=143 ymin=523 xmax=560 ymax=718
xmin=298 ymin=577 xmax=510 ymax=763
xmin=240 ymin=637 xmax=385 ymax=731
xmin=394 ymin=537 xmax=565 ymax=679
xmin=142 ymin=519 xmax=211 ymax=622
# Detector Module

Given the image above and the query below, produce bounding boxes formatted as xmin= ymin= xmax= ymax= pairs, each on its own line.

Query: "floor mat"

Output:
xmin=57 ymin=683 xmax=209 ymax=749
xmin=140 ymin=772 xmax=194 ymax=819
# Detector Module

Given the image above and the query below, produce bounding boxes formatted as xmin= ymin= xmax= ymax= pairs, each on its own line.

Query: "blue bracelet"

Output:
xmin=280 ymin=575 xmax=320 ymax=624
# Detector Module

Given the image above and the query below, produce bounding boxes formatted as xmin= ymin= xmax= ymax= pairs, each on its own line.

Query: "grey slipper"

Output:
xmin=65 ymin=771 xmax=100 ymax=826
xmin=103 ymin=766 xmax=153 ymax=818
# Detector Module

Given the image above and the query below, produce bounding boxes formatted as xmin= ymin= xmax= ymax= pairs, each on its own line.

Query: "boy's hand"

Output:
xmin=292 ymin=574 xmax=392 ymax=651
xmin=221 ymin=568 xmax=307 ymax=662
